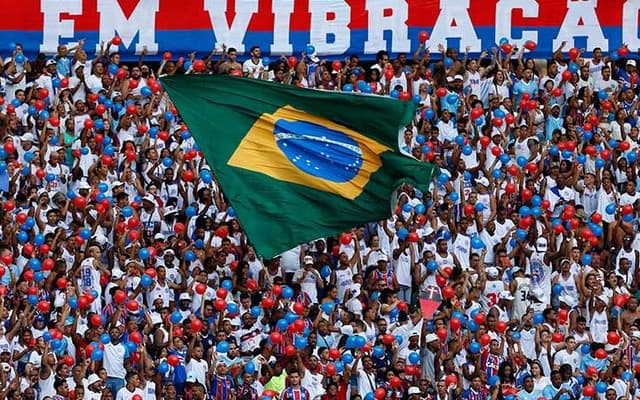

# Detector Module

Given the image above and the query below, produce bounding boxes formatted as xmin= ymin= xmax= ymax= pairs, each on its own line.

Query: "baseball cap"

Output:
xmin=154 ymin=233 xmax=165 ymax=240
xmin=20 ymin=133 xmax=35 ymax=142
xmin=498 ymin=290 xmax=514 ymax=301
xmin=179 ymin=293 xmax=192 ymax=302
xmin=408 ymin=387 xmax=421 ymax=395
xmin=78 ymin=181 xmax=91 ymax=190
xmin=303 ymin=255 xmax=314 ymax=265
xmin=628 ymin=59 xmax=637 ymax=67
xmin=378 ymin=254 xmax=389 ymax=262
xmin=632 ymin=331 xmax=640 ymax=340
xmin=142 ymin=194 xmax=155 ymax=203
xmin=112 ymin=181 xmax=124 ymax=188
xmin=454 ymin=74 xmax=464 ymax=81
xmin=425 ymin=333 xmax=439 ymax=343
xmin=486 ymin=267 xmax=500 ymax=278
xmin=535 ymin=237 xmax=548 ymax=251
xmin=45 ymin=59 xmax=57 ymax=67
xmin=475 ymin=177 xmax=490 ymax=187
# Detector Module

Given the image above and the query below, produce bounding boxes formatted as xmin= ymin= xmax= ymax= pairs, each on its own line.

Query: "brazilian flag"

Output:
xmin=161 ymin=75 xmax=436 ymax=258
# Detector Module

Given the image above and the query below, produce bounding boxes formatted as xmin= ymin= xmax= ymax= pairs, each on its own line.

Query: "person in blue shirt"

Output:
xmin=543 ymin=370 xmax=575 ymax=400
xmin=580 ymin=343 xmax=610 ymax=371
xmin=518 ymin=375 xmax=542 ymax=400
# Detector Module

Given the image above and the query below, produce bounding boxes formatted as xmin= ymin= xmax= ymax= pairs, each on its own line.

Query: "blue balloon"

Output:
xmin=185 ymin=250 xmax=196 ymax=262
xmin=494 ymin=109 xmax=505 ymax=118
xmin=140 ymin=274 xmax=152 ymax=287
xmin=342 ymin=84 xmax=354 ymax=92
xmin=415 ymin=204 xmax=426 ymax=214
xmin=469 ymin=341 xmax=481 ymax=354
xmin=450 ymin=192 xmax=459 ymax=202
xmin=468 ymin=320 xmax=479 ymax=332
xmin=162 ymin=157 xmax=173 ymax=168
xmin=320 ymin=302 xmax=335 ymax=314
xmin=582 ymin=254 xmax=593 ymax=265
xmin=628 ymin=152 xmax=638 ymax=163
xmin=157 ymin=362 xmax=169 ymax=374
xmin=446 ymin=93 xmax=458 ymax=105
xmin=581 ymin=344 xmax=591 ymax=354
xmin=138 ymin=248 xmax=150 ymax=260
xmin=622 ymin=371 xmax=633 ymax=381
xmin=170 ymin=311 xmax=182 ymax=324
xmin=568 ymin=62 xmax=579 ymax=74
xmin=244 ymin=361 xmax=256 ymax=374
xmin=34 ymin=271 xmax=44 ymax=282
xmin=200 ymin=170 xmax=212 ymax=184
xmin=595 ymin=159 xmax=605 ymax=169
xmin=397 ymin=227 xmax=409 ymax=240
xmin=220 ymin=279 xmax=233 ymax=291
xmin=402 ymin=203 xmax=412 ymax=213
xmin=217 ymin=341 xmax=229 ymax=353
xmin=90 ymin=349 xmax=103 ymax=361
xmin=226 ymin=302 xmax=239 ymax=314
xmin=320 ymin=265 xmax=331 ymax=278
xmin=282 ymin=286 xmax=294 ymax=299
xmin=14 ymin=54 xmax=24 ymax=64
xmin=28 ymin=258 xmax=41 ymax=271
xmin=408 ymin=352 xmax=420 ymax=364
xmin=412 ymin=94 xmax=422 ymax=104
xmin=334 ymin=361 xmax=344 ymax=373
xmin=262 ymin=57 xmax=270 ymax=65
xmin=185 ymin=206 xmax=197 ymax=217
xmin=389 ymin=90 xmax=399 ymax=99
xmin=462 ymin=145 xmax=473 ymax=156
xmin=512 ymin=332 xmax=521 ymax=340
xmin=437 ymin=172 xmax=449 ymax=184
xmin=100 ymin=333 xmax=111 ymax=344
xmin=194 ymin=239 xmax=204 ymax=249
xmin=427 ymin=260 xmax=438 ymax=271
xmin=68 ymin=296 xmax=78 ymax=309
xmin=471 ymin=237 xmax=485 ymax=249
xmin=108 ymin=64 xmax=118 ymax=75
xmin=552 ymin=283 xmax=563 ymax=295
xmin=294 ymin=336 xmax=308 ymax=349
xmin=28 ymin=295 xmax=38 ymax=305
xmin=141 ymin=86 xmax=152 ymax=98
xmin=516 ymin=156 xmax=528 ymax=168
xmin=488 ymin=375 xmax=500 ymax=387
xmin=455 ymin=135 xmax=465 ymax=146
xmin=499 ymin=37 xmax=509 ymax=45
xmin=533 ymin=313 xmax=545 ymax=324
xmin=372 ymin=346 xmax=385 ymax=358
xmin=342 ymin=352 xmax=354 ymax=364
xmin=444 ymin=57 xmax=454 ymax=68
xmin=596 ymin=382 xmax=608 ymax=393
xmin=598 ymin=91 xmax=608 ymax=100
xmin=606 ymin=203 xmax=617 ymax=215
xmin=43 ymin=331 xmax=52 ymax=342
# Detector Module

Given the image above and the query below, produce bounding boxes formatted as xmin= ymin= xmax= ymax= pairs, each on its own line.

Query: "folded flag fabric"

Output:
xmin=161 ymin=75 xmax=437 ymax=258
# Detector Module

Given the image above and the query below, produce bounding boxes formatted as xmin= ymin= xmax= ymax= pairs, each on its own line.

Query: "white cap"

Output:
xmin=142 ymin=194 xmax=155 ymax=203
xmin=408 ymin=387 xmax=421 ymax=395
xmin=558 ymin=295 xmax=576 ymax=308
xmin=475 ymin=176 xmax=490 ymax=187
xmin=21 ymin=133 xmax=35 ymax=142
xmin=179 ymin=293 xmax=192 ymax=302
xmin=498 ymin=290 xmax=514 ymax=301
xmin=45 ymin=59 xmax=56 ymax=67
xmin=378 ymin=254 xmax=389 ymax=262
xmin=454 ymin=74 xmax=464 ymax=81
xmin=87 ymin=374 xmax=102 ymax=386
xmin=486 ymin=267 xmax=500 ymax=278
xmin=628 ymin=59 xmax=637 ymax=67
xmin=425 ymin=333 xmax=439 ymax=343
xmin=78 ymin=181 xmax=91 ymax=190
xmin=632 ymin=331 xmax=640 ymax=340
xmin=112 ymin=180 xmax=124 ymax=188
xmin=303 ymin=255 xmax=314 ymax=265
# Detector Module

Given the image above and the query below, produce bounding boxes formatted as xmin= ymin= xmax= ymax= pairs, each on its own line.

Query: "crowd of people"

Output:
xmin=0 ymin=35 xmax=637 ymax=400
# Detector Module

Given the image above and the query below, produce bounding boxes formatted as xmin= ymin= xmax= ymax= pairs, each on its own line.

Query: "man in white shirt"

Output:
xmin=115 ymin=372 xmax=145 ymax=400
xmin=242 ymin=46 xmax=265 ymax=79
xmin=293 ymin=255 xmax=324 ymax=302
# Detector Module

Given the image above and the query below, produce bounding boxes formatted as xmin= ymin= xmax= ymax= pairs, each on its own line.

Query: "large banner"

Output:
xmin=4 ymin=0 xmax=640 ymax=61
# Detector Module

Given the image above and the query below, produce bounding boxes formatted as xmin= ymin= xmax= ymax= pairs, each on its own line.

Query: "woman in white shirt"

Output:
xmin=488 ymin=70 xmax=511 ymax=102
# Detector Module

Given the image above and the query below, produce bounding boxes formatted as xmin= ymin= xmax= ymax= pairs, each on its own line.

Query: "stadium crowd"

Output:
xmin=0 ymin=35 xmax=637 ymax=400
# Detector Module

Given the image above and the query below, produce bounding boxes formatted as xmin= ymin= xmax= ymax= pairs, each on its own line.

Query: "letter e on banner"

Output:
xmin=40 ymin=0 xmax=83 ymax=54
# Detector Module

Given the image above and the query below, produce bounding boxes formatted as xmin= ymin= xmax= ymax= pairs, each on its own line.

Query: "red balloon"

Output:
xmin=471 ymin=107 xmax=484 ymax=120
xmin=382 ymin=334 xmax=395 ymax=345
xmin=607 ymin=331 xmax=620 ymax=345
xmin=261 ymin=297 xmax=275 ymax=309
xmin=436 ymin=274 xmax=447 ymax=287
xmin=491 ymin=146 xmax=502 ymax=157
xmin=595 ymin=348 xmax=608 ymax=359
xmin=1 ymin=254 xmax=12 ymax=266
xmin=622 ymin=204 xmax=634 ymax=215
xmin=37 ymin=301 xmax=50 ymax=313
xmin=450 ymin=317 xmax=461 ymax=331
xmin=619 ymin=141 xmax=631 ymax=151
xmin=584 ymin=386 xmax=596 ymax=397
xmin=270 ymin=332 xmax=282 ymax=344
xmin=216 ymin=288 xmax=228 ymax=299
xmin=551 ymin=87 xmax=562 ymax=97
xmin=602 ymin=100 xmax=612 ymax=110
xmin=167 ymin=354 xmax=180 ymax=367
xmin=113 ymin=290 xmax=126 ymax=304
xmin=463 ymin=204 xmax=475 ymax=215
xmin=163 ymin=51 xmax=172 ymax=61
xmin=505 ymin=183 xmax=516 ymax=194
xmin=384 ymin=69 xmax=394 ymax=80
xmin=418 ymin=31 xmax=429 ymax=43
xmin=436 ymin=327 xmax=448 ymax=341
xmin=284 ymin=345 xmax=296 ymax=357
xmin=492 ymin=117 xmax=503 ymax=127
xmin=128 ymin=79 xmax=139 ymax=89
xmin=444 ymin=374 xmax=457 ymax=387
xmin=126 ymin=104 xmax=137 ymax=115
xmin=195 ymin=283 xmax=207 ymax=295
xmin=389 ymin=376 xmax=402 ymax=388
xmin=480 ymin=136 xmax=491 ymax=147
xmin=474 ymin=312 xmax=486 ymax=324
xmin=562 ymin=70 xmax=572 ymax=81
xmin=568 ymin=48 xmax=580 ymax=61
xmin=586 ymin=366 xmax=598 ymax=377
xmin=192 ymin=60 xmax=205 ymax=72
xmin=190 ymin=318 xmax=203 ymax=332
xmin=552 ymin=332 xmax=564 ymax=343
xmin=507 ymin=165 xmax=519 ymax=177
xmin=479 ymin=333 xmax=491 ymax=346
xmin=287 ymin=56 xmax=297 ymax=68
xmin=436 ymin=87 xmax=447 ymax=98
xmin=505 ymin=114 xmax=515 ymax=125
xmin=329 ymin=348 xmax=341 ymax=360
xmin=111 ymin=36 xmax=122 ymax=45
xmin=116 ymin=68 xmax=127 ymax=79
xmin=521 ymin=189 xmax=533 ymax=202
xmin=398 ymin=91 xmax=411 ymax=101
xmin=496 ymin=321 xmax=507 ymax=334
xmin=524 ymin=41 xmax=537 ymax=51
xmin=125 ymin=300 xmax=139 ymax=312
xmin=293 ymin=302 xmax=305 ymax=315
xmin=407 ymin=232 xmax=419 ymax=242
xmin=442 ymin=286 xmax=455 ymax=299
xmin=501 ymin=43 xmax=513 ymax=53
xmin=214 ymin=299 xmax=226 ymax=311
xmin=375 ymin=388 xmax=387 ymax=400
xmin=558 ymin=309 xmax=568 ymax=324
xmin=618 ymin=46 xmax=630 ymax=57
